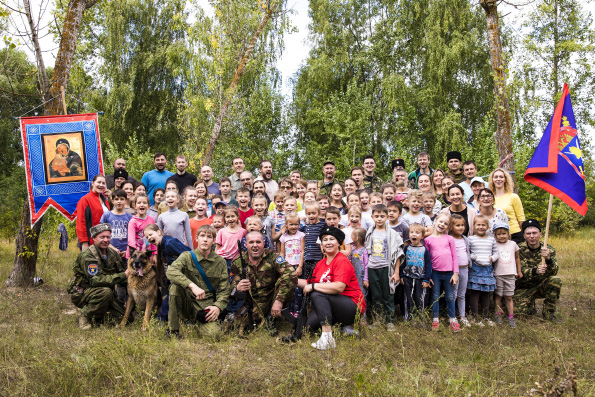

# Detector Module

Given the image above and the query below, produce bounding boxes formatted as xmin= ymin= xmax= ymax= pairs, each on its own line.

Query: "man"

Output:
xmin=68 ymin=224 xmax=128 ymax=329
xmin=201 ymin=165 xmax=220 ymax=199
xmin=515 ymin=219 xmax=562 ymax=321
xmin=166 ymin=155 xmax=197 ymax=193
xmin=166 ymin=225 xmax=230 ymax=338
xmin=393 ymin=169 xmax=408 ymax=185
xmin=390 ymin=158 xmax=406 ymax=183
xmin=350 ymin=166 xmax=365 ymax=190
xmin=459 ymin=160 xmax=487 ymax=201
xmin=229 ymin=157 xmax=245 ymax=198
xmin=318 ymin=161 xmax=342 ymax=196
xmin=105 ymin=158 xmax=139 ymax=189
xmin=230 ymin=231 xmax=297 ymax=334
xmin=362 ymin=155 xmax=382 ymax=192
xmin=141 ymin=153 xmax=174 ymax=206
xmin=445 ymin=151 xmax=465 ymax=184
xmin=255 ymin=160 xmax=278 ymax=202
xmin=407 ymin=152 xmax=433 ymax=189
xmin=240 ymin=171 xmax=254 ymax=191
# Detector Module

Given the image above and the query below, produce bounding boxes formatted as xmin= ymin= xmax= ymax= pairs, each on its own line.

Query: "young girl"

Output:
xmin=342 ymin=205 xmax=362 ymax=246
xmin=380 ymin=183 xmax=397 ymax=206
xmin=280 ymin=212 xmax=305 ymax=316
xmin=134 ymin=183 xmax=147 ymax=196
xmin=298 ymin=191 xmax=317 ymax=220
xmin=158 ymin=181 xmax=181 ymax=216
xmin=329 ymin=183 xmax=347 ymax=215
xmin=157 ymin=190 xmax=193 ymax=248
xmin=394 ymin=180 xmax=409 ymax=206
xmin=122 ymin=181 xmax=136 ymax=215
xmin=189 ymin=197 xmax=212 ymax=249
xmin=493 ymin=223 xmax=522 ymax=328
xmin=295 ymin=179 xmax=308 ymax=208
xmin=349 ymin=227 xmax=368 ymax=297
xmin=450 ymin=214 xmax=472 ymax=327
xmin=194 ymin=179 xmax=213 ymax=216
xmin=241 ymin=215 xmax=272 ymax=251
xmin=127 ymin=194 xmax=156 ymax=258
xmin=423 ymin=212 xmax=460 ymax=332
xmin=148 ymin=188 xmax=165 ymax=220
xmin=181 ymin=186 xmax=199 ymax=218
xmin=467 ymin=215 xmax=499 ymax=326
xmin=216 ymin=206 xmax=247 ymax=268
xmin=358 ymin=189 xmax=372 ymax=215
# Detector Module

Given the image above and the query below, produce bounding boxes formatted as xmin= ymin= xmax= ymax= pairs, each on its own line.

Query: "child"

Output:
xmin=317 ymin=194 xmax=330 ymax=219
xmin=399 ymin=223 xmax=431 ymax=321
xmin=270 ymin=191 xmax=287 ymax=241
xmin=122 ymin=181 xmax=136 ymax=214
xmin=422 ymin=191 xmax=440 ymax=220
xmin=323 ymin=206 xmax=351 ymax=256
xmin=181 ymin=186 xmax=199 ymax=218
xmin=295 ymin=179 xmax=308 ymax=208
xmin=189 ymin=196 xmax=212 ymax=249
xmin=467 ymin=215 xmax=499 ymax=326
xmin=297 ymin=191 xmax=317 ymax=220
xmin=241 ymin=215 xmax=272 ymax=251
xmin=212 ymin=214 xmax=225 ymax=234
xmin=423 ymin=212 xmax=460 ymax=332
xmin=380 ymin=183 xmax=397 ymax=206
xmin=450 ymin=214 xmax=472 ymax=327
xmin=368 ymin=192 xmax=383 ymax=208
xmin=394 ymin=180 xmax=410 ymax=205
xmin=493 ymin=222 xmax=522 ymax=328
xmin=306 ymin=180 xmax=319 ymax=196
xmin=158 ymin=181 xmax=181 ymax=216
xmin=349 ymin=227 xmax=368 ymax=298
xmin=134 ymin=183 xmax=147 ymax=196
xmin=387 ymin=201 xmax=409 ymax=242
xmin=342 ymin=205 xmax=362 ymax=245
xmin=127 ymin=194 xmax=156 ymax=258
xmin=365 ymin=204 xmax=404 ymax=331
xmin=299 ymin=202 xmax=326 ymax=277
xmin=279 ymin=211 xmax=305 ymax=316
xmin=148 ymin=188 xmax=165 ymax=220
xmin=251 ymin=194 xmax=275 ymax=250
xmin=359 ymin=189 xmax=372 ymax=215
xmin=100 ymin=189 xmax=132 ymax=256
xmin=231 ymin=187 xmax=252 ymax=228
xmin=402 ymin=190 xmax=432 ymax=234
xmin=329 ymin=183 xmax=347 ymax=214
xmin=215 ymin=206 xmax=247 ymax=268
xmin=219 ymin=177 xmax=239 ymax=207
xmin=157 ymin=190 xmax=193 ymax=248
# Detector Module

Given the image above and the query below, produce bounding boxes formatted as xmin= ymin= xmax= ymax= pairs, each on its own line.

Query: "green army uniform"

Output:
xmin=446 ymin=168 xmax=466 ymax=184
xmin=167 ymin=249 xmax=230 ymax=337
xmin=68 ymin=245 xmax=126 ymax=322
xmin=318 ymin=178 xmax=343 ymax=196
xmin=230 ymin=249 xmax=297 ymax=329
xmin=515 ymin=241 xmax=561 ymax=318
xmin=362 ymin=175 xmax=383 ymax=192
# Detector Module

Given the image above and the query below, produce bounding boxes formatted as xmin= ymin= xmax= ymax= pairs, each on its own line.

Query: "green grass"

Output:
xmin=1 ymin=230 xmax=595 ymax=395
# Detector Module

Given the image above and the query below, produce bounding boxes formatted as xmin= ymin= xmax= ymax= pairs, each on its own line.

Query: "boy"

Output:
xmin=190 ymin=196 xmax=213 ymax=249
xmin=323 ymin=206 xmax=351 ymax=256
xmin=317 ymin=194 xmax=330 ymax=219
xmin=270 ymin=191 xmax=287 ymax=242
xmin=211 ymin=214 xmax=225 ymax=234
xmin=100 ymin=189 xmax=132 ymax=256
xmin=219 ymin=177 xmax=239 ymax=207
xmin=399 ymin=223 xmax=432 ymax=321
xmin=387 ymin=201 xmax=409 ymax=242
xmin=148 ymin=188 xmax=165 ymax=220
xmin=380 ymin=183 xmax=397 ymax=206
xmin=241 ymin=215 xmax=272 ymax=251
xmin=252 ymin=194 xmax=276 ymax=251
xmin=365 ymin=204 xmax=404 ymax=331
xmin=235 ymin=187 xmax=254 ymax=228
xmin=306 ymin=181 xmax=319 ymax=196
xmin=402 ymin=190 xmax=432 ymax=234
xmin=422 ymin=191 xmax=439 ymax=220
xmin=368 ymin=192 xmax=383 ymax=208
xmin=299 ymin=202 xmax=326 ymax=278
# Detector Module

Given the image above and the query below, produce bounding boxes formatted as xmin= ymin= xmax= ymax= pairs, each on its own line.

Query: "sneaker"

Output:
xmin=485 ymin=319 xmax=496 ymax=327
xmin=460 ymin=317 xmax=471 ymax=328
xmin=508 ymin=317 xmax=517 ymax=328
xmin=494 ymin=314 xmax=503 ymax=325
xmin=450 ymin=321 xmax=461 ymax=333
xmin=342 ymin=325 xmax=359 ymax=337
xmin=311 ymin=333 xmax=336 ymax=350
xmin=386 ymin=323 xmax=396 ymax=332
xmin=476 ymin=320 xmax=485 ymax=328
xmin=78 ymin=315 xmax=91 ymax=330
xmin=432 ymin=320 xmax=440 ymax=331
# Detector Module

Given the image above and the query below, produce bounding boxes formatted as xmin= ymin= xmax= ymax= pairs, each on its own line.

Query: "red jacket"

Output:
xmin=76 ymin=191 xmax=110 ymax=245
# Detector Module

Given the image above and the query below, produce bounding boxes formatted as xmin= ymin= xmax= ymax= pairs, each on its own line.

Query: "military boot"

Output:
xmin=79 ymin=315 xmax=92 ymax=330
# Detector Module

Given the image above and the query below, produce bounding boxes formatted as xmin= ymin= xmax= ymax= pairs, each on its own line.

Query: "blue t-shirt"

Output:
xmin=141 ymin=169 xmax=175 ymax=205
xmin=206 ymin=182 xmax=221 ymax=199
xmin=100 ymin=211 xmax=132 ymax=252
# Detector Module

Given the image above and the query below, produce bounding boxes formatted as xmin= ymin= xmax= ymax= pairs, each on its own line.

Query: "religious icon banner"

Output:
xmin=21 ymin=113 xmax=105 ymax=226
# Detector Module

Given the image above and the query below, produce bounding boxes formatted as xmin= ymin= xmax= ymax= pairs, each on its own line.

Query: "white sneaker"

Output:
xmin=311 ymin=332 xmax=336 ymax=350
xmin=485 ymin=319 xmax=496 ymax=327
xmin=460 ymin=317 xmax=471 ymax=327
xmin=476 ymin=320 xmax=485 ymax=328
xmin=386 ymin=323 xmax=396 ymax=332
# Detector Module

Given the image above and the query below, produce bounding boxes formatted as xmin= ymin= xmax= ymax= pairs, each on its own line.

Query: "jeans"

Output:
xmin=454 ymin=266 xmax=468 ymax=317
xmin=430 ymin=271 xmax=456 ymax=319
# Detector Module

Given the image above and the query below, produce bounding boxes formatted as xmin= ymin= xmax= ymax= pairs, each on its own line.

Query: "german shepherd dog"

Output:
xmin=118 ymin=250 xmax=163 ymax=330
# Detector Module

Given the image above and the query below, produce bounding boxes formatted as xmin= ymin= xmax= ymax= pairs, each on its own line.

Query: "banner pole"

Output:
xmin=541 ymin=193 xmax=554 ymax=266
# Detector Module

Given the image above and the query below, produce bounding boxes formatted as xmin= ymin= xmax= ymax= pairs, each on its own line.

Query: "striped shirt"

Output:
xmin=468 ymin=235 xmax=499 ymax=266
xmin=300 ymin=220 xmax=327 ymax=261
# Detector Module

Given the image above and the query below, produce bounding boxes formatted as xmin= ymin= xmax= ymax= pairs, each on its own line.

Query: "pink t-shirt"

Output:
xmin=494 ymin=240 xmax=519 ymax=276
xmin=279 ymin=231 xmax=305 ymax=267
xmin=424 ymin=234 xmax=458 ymax=273
xmin=127 ymin=215 xmax=156 ymax=258
xmin=216 ymin=227 xmax=247 ymax=260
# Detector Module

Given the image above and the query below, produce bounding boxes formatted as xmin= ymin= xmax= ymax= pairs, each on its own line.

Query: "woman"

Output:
xmin=467 ymin=177 xmax=486 ymax=209
xmin=418 ymin=174 xmax=442 ymax=214
xmin=439 ymin=176 xmax=455 ymax=207
xmin=300 ymin=226 xmax=366 ymax=350
xmin=489 ymin=168 xmax=525 ymax=243
xmin=440 ymin=184 xmax=475 ymax=236
xmin=431 ymin=169 xmax=446 ymax=197
xmin=343 ymin=178 xmax=359 ymax=197
xmin=76 ymin=174 xmax=110 ymax=250
xmin=477 ymin=188 xmax=509 ymax=237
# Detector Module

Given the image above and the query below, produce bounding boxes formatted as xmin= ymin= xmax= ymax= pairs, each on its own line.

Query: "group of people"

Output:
xmin=69 ymin=151 xmax=562 ymax=350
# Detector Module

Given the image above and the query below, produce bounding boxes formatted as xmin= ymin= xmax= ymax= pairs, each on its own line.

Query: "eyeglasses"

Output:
xmin=479 ymin=196 xmax=493 ymax=200
xmin=280 ymin=185 xmax=292 ymax=190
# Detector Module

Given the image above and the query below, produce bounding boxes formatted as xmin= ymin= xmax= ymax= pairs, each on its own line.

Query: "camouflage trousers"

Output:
xmin=168 ymin=284 xmax=221 ymax=338
xmin=71 ymin=287 xmax=125 ymax=321
xmin=514 ymin=276 xmax=562 ymax=316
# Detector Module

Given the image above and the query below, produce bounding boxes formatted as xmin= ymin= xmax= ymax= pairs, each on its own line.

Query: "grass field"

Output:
xmin=1 ymin=229 xmax=594 ymax=395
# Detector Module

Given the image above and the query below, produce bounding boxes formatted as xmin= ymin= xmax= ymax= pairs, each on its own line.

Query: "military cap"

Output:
xmin=113 ymin=169 xmax=129 ymax=180
xmin=90 ymin=223 xmax=112 ymax=238
xmin=446 ymin=151 xmax=462 ymax=161
xmin=391 ymin=158 xmax=405 ymax=170
xmin=319 ymin=226 xmax=345 ymax=245
xmin=323 ymin=160 xmax=335 ymax=167
xmin=522 ymin=219 xmax=542 ymax=233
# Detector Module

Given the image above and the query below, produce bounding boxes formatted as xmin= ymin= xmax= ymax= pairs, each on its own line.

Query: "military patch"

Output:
xmin=87 ymin=263 xmax=98 ymax=276
xmin=276 ymin=255 xmax=285 ymax=264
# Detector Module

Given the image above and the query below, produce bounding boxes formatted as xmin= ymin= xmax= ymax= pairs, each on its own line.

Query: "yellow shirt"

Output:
xmin=494 ymin=193 xmax=525 ymax=234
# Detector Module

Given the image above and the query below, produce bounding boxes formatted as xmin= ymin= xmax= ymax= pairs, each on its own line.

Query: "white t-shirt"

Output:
xmin=494 ymin=240 xmax=519 ymax=276
xmin=279 ymin=231 xmax=305 ymax=267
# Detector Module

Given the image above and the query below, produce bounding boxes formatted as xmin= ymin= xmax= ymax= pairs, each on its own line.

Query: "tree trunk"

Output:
xmin=480 ymin=0 xmax=515 ymax=176
xmin=202 ymin=0 xmax=280 ymax=166
xmin=23 ymin=0 xmax=50 ymax=99
xmin=7 ymin=0 xmax=96 ymax=287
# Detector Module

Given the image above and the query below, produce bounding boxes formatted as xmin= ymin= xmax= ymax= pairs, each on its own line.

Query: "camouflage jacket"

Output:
xmin=167 ymin=249 xmax=230 ymax=312
xmin=230 ymin=249 xmax=297 ymax=306
xmin=318 ymin=178 xmax=343 ymax=196
xmin=363 ymin=175 xmax=383 ymax=192
xmin=517 ymin=241 xmax=558 ymax=287
xmin=70 ymin=245 xmax=126 ymax=292
xmin=446 ymin=168 xmax=466 ymax=184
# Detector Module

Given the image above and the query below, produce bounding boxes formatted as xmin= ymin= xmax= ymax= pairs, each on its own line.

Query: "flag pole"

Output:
xmin=541 ymin=193 xmax=554 ymax=266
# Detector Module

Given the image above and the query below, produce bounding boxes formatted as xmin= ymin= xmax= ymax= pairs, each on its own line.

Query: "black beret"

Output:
xmin=522 ymin=219 xmax=542 ymax=233
xmin=319 ymin=226 xmax=345 ymax=245
xmin=391 ymin=158 xmax=405 ymax=169
xmin=113 ymin=169 xmax=129 ymax=180
xmin=56 ymin=138 xmax=70 ymax=148
xmin=446 ymin=151 xmax=462 ymax=161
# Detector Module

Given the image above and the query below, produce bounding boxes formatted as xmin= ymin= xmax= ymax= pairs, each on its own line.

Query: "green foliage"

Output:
xmin=103 ymin=133 xmax=163 ymax=178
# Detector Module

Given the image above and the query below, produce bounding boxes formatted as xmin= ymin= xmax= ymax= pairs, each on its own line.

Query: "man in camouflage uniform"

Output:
xmin=362 ymin=155 xmax=383 ymax=192
xmin=318 ymin=161 xmax=342 ymax=196
xmin=230 ymin=231 xmax=297 ymax=334
xmin=68 ymin=223 xmax=128 ymax=329
xmin=166 ymin=225 xmax=230 ymax=339
xmin=445 ymin=151 xmax=466 ymax=183
xmin=515 ymin=219 xmax=562 ymax=321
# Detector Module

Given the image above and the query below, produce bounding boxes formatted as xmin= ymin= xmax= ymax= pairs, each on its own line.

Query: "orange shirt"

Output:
xmin=189 ymin=217 xmax=213 ymax=249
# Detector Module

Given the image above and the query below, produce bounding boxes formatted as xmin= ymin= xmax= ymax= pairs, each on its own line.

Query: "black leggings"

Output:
xmin=305 ymin=291 xmax=358 ymax=331
xmin=469 ymin=290 xmax=490 ymax=318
